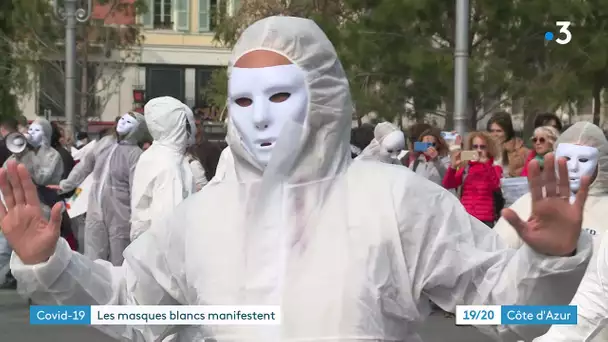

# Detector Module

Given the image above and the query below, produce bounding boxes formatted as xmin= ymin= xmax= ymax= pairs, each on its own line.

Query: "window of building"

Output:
xmin=145 ymin=66 xmax=186 ymax=102
xmin=153 ymin=0 xmax=173 ymax=29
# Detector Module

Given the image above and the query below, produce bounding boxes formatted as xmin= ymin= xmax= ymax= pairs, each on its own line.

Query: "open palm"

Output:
xmin=0 ymin=160 xmax=62 ymax=265
xmin=502 ymin=153 xmax=589 ymax=256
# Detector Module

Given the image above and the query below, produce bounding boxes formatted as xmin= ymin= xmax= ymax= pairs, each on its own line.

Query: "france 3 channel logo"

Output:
xmin=544 ymin=21 xmax=572 ymax=45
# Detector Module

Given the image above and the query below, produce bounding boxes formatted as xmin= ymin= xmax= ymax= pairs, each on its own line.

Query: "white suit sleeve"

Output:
xmin=10 ymin=210 xmax=189 ymax=341
xmin=395 ymin=183 xmax=592 ymax=342
xmin=59 ymin=141 xmax=100 ymax=193
xmin=535 ymin=235 xmax=608 ymax=341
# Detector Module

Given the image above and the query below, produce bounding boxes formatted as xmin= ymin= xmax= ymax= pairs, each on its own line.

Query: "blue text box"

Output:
xmin=30 ymin=305 xmax=91 ymax=325
xmin=501 ymin=305 xmax=577 ymax=325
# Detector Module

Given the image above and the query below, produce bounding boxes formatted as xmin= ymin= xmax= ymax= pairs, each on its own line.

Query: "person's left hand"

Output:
xmin=502 ymin=153 xmax=589 ymax=256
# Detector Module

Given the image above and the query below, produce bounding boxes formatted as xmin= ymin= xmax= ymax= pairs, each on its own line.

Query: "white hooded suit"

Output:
xmin=494 ymin=122 xmax=608 ymax=341
xmin=129 ymin=97 xmax=196 ymax=241
xmin=10 ymin=16 xmax=593 ymax=342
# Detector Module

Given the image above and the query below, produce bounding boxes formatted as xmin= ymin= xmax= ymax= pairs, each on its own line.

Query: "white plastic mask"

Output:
xmin=27 ymin=123 xmax=45 ymax=147
xmin=116 ymin=114 xmax=139 ymax=136
xmin=381 ymin=130 xmax=406 ymax=158
xmin=229 ymin=64 xmax=309 ymax=167
xmin=555 ymin=143 xmax=599 ymax=193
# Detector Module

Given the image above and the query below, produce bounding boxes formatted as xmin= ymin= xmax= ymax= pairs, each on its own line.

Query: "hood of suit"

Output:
xmin=555 ymin=121 xmax=608 ymax=196
xmin=144 ymin=96 xmax=195 ymax=153
xmin=225 ymin=16 xmax=353 ymax=183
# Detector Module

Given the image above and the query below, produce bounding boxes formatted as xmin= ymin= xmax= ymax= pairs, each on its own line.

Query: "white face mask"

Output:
xmin=116 ymin=114 xmax=139 ymax=136
xmin=555 ymin=143 xmax=599 ymax=193
xmin=381 ymin=131 xmax=406 ymax=158
xmin=229 ymin=64 xmax=309 ymax=167
xmin=27 ymin=123 xmax=45 ymax=147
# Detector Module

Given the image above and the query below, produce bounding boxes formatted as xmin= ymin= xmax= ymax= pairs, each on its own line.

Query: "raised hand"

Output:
xmin=502 ymin=153 xmax=589 ymax=256
xmin=0 ymin=160 xmax=63 ymax=264
xmin=450 ymin=150 xmax=462 ymax=169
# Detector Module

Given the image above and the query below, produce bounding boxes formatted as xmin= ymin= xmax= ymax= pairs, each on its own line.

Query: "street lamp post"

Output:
xmin=51 ymin=0 xmax=92 ymax=135
xmin=453 ymin=0 xmax=470 ymax=137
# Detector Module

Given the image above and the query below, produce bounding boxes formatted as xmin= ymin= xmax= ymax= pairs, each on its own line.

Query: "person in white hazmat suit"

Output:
xmin=356 ymin=121 xmax=405 ymax=164
xmin=129 ymin=96 xmax=196 ymax=241
xmin=0 ymin=16 xmax=597 ymax=342
xmin=493 ymin=122 xmax=608 ymax=341
xmin=48 ymin=112 xmax=146 ymax=265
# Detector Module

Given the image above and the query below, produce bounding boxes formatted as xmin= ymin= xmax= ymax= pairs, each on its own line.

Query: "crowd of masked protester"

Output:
xmin=0 ymin=99 xmax=225 ymax=289
xmin=351 ymin=112 xmax=576 ymax=228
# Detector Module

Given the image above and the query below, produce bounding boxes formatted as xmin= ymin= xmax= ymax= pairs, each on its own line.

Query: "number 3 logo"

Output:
xmin=556 ymin=21 xmax=572 ymax=45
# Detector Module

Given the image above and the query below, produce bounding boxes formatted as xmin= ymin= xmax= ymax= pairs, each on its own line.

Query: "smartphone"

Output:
xmin=460 ymin=150 xmax=479 ymax=161
xmin=414 ymin=141 xmax=432 ymax=152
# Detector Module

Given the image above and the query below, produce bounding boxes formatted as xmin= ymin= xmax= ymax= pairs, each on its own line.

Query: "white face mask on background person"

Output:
xmin=381 ymin=131 xmax=406 ymax=158
xmin=228 ymin=64 xmax=309 ymax=167
xmin=555 ymin=143 xmax=599 ymax=193
xmin=116 ymin=114 xmax=139 ymax=136
xmin=27 ymin=123 xmax=45 ymax=147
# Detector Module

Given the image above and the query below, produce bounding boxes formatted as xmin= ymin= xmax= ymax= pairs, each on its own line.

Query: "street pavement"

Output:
xmin=0 ymin=289 xmax=492 ymax=341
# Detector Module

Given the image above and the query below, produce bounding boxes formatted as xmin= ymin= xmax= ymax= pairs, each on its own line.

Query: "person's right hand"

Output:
xmin=450 ymin=150 xmax=462 ymax=169
xmin=0 ymin=160 xmax=62 ymax=265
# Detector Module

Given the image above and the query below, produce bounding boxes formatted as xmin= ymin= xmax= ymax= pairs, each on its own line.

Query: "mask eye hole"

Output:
xmin=235 ymin=97 xmax=252 ymax=107
xmin=387 ymin=149 xmax=393 ymax=153
xmin=564 ymin=156 xmax=571 ymax=161
xmin=579 ymin=158 xmax=589 ymax=163
xmin=269 ymin=92 xmax=291 ymax=103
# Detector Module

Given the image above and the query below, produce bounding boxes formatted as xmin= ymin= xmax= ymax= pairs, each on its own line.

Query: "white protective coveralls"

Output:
xmin=10 ymin=16 xmax=593 ymax=342
xmin=493 ymin=122 xmax=608 ymax=341
xmin=356 ymin=122 xmax=404 ymax=164
xmin=129 ymin=96 xmax=196 ymax=242
xmin=57 ymin=113 xmax=146 ymax=265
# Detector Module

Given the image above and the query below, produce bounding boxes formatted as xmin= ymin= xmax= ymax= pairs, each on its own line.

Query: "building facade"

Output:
xmin=19 ymin=0 xmax=236 ymax=135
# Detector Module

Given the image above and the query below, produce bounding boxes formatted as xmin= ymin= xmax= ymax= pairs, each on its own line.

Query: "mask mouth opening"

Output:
xmin=260 ymin=142 xmax=273 ymax=147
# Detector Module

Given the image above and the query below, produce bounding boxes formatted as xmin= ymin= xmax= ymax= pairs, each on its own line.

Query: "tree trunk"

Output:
xmin=592 ymin=81 xmax=602 ymax=126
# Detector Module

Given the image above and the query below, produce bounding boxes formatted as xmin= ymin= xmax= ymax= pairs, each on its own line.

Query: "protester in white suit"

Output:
xmin=129 ymin=96 xmax=196 ymax=241
xmin=494 ymin=122 xmax=608 ymax=341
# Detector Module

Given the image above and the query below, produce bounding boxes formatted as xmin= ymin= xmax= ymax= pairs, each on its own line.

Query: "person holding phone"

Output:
xmin=443 ymin=131 xmax=503 ymax=227
xmin=402 ymin=128 xmax=450 ymax=185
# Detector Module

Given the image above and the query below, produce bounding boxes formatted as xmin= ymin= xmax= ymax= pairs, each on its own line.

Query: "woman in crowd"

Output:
xmin=487 ymin=112 xmax=529 ymax=177
xmin=443 ymin=131 xmax=503 ymax=227
xmin=403 ymin=127 xmax=450 ymax=185
xmin=521 ymin=126 xmax=560 ymax=176
xmin=50 ymin=122 xmax=75 ymax=180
